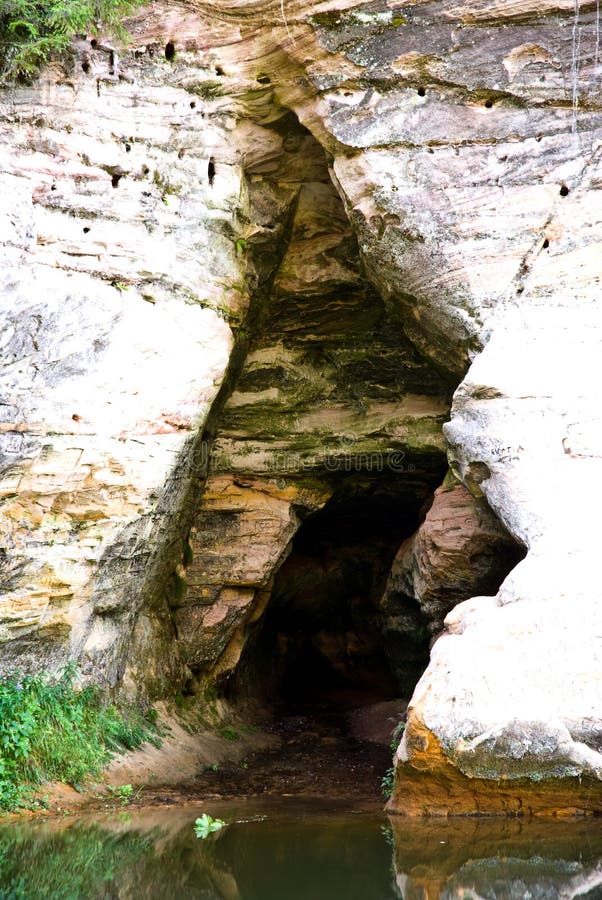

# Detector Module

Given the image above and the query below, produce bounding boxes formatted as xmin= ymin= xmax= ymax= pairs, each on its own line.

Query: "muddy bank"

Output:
xmin=23 ymin=702 xmax=398 ymax=820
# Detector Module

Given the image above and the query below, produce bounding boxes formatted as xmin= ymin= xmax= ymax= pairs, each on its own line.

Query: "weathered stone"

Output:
xmin=0 ymin=46 xmax=245 ymax=684
xmin=383 ymin=475 xmax=525 ymax=634
xmin=0 ymin=0 xmax=601 ymax=812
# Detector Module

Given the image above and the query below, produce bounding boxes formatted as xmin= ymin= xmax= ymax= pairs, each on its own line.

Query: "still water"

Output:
xmin=0 ymin=799 xmax=601 ymax=899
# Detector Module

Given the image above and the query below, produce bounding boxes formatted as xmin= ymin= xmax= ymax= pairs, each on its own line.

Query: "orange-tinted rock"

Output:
xmin=388 ymin=712 xmax=602 ymax=817
xmin=384 ymin=478 xmax=525 ymax=634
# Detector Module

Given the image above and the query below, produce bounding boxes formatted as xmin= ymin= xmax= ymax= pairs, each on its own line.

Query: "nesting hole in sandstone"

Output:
xmin=417 ymin=86 xmax=426 ymax=97
xmin=559 ymin=184 xmax=569 ymax=197
xmin=165 ymin=41 xmax=176 ymax=61
xmin=208 ymin=157 xmax=216 ymax=186
xmin=484 ymin=99 xmax=494 ymax=108
xmin=543 ymin=238 xmax=550 ymax=249
xmin=81 ymin=61 xmax=91 ymax=74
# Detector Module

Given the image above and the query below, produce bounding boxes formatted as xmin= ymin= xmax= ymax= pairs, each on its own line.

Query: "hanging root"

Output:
xmin=280 ymin=0 xmax=296 ymax=46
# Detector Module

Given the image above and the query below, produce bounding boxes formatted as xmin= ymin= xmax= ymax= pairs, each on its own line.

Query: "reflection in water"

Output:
xmin=0 ymin=802 xmax=600 ymax=899
xmin=0 ymin=803 xmax=399 ymax=900
xmin=391 ymin=817 xmax=602 ymax=900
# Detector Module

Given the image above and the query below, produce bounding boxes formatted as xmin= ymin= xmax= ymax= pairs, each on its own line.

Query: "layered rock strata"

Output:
xmin=0 ymin=0 xmax=601 ymax=812
xmin=174 ymin=113 xmax=450 ymax=687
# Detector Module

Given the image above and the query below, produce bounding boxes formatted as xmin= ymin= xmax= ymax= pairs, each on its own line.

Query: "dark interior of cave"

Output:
xmin=226 ymin=472 xmax=443 ymax=718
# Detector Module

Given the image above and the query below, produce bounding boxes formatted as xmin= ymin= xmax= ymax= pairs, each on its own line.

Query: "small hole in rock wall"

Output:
xmin=417 ymin=86 xmax=426 ymax=96
xmin=484 ymin=99 xmax=494 ymax=108
xmin=559 ymin=184 xmax=569 ymax=197
xmin=165 ymin=41 xmax=176 ymax=61
xmin=190 ymin=101 xmax=196 ymax=108
xmin=542 ymin=238 xmax=550 ymax=249
xmin=82 ymin=61 xmax=91 ymax=74
xmin=83 ymin=227 xmax=90 ymax=233
xmin=208 ymin=157 xmax=216 ymax=186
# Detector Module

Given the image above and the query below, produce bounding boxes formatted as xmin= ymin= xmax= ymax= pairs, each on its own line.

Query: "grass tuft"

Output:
xmin=0 ymin=664 xmax=159 ymax=811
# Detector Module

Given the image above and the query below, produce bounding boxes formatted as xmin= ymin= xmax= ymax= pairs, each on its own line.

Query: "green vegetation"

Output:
xmin=152 ymin=170 xmax=183 ymax=202
xmin=106 ymin=783 xmax=137 ymax=805
xmin=381 ymin=720 xmax=406 ymax=799
xmin=193 ymin=814 xmax=226 ymax=839
xmin=0 ymin=666 xmax=159 ymax=811
xmin=0 ymin=823 xmax=157 ymax=898
xmin=0 ymin=0 xmax=143 ymax=83
xmin=381 ymin=766 xmax=394 ymax=799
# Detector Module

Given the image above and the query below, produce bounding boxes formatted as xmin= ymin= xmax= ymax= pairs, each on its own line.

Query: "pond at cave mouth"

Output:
xmin=1 ymin=800 xmax=601 ymax=899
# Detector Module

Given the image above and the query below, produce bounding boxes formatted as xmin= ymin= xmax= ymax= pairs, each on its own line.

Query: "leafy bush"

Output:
xmin=381 ymin=719 xmax=406 ymax=798
xmin=0 ymin=665 xmax=159 ymax=811
xmin=0 ymin=0 xmax=144 ymax=83
xmin=381 ymin=766 xmax=394 ymax=799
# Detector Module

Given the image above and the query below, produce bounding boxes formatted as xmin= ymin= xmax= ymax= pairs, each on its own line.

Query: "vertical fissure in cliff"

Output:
xmin=171 ymin=108 xmax=524 ymax=722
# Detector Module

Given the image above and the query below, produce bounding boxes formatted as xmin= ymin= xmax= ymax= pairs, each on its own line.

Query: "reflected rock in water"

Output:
xmin=2 ymin=805 xmax=601 ymax=900
xmin=390 ymin=817 xmax=602 ymax=900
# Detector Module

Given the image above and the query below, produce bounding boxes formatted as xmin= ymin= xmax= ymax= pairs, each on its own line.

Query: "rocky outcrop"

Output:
xmin=1 ymin=0 xmax=601 ymax=812
xmin=382 ymin=474 xmax=525 ymax=635
xmin=173 ymin=113 xmax=450 ymax=686
xmin=0 ymin=41 xmax=250 ymax=691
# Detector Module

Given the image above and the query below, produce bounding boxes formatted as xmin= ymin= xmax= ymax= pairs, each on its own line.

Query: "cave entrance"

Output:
xmin=227 ymin=472 xmax=442 ymax=720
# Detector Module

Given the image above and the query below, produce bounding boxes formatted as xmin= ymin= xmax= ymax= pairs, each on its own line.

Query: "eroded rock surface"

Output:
xmin=1 ymin=0 xmax=601 ymax=811
xmin=382 ymin=474 xmax=525 ymax=635
xmin=0 ymin=43 xmax=248 ymax=690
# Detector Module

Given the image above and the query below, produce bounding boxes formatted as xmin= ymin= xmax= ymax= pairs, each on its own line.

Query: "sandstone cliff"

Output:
xmin=1 ymin=0 xmax=601 ymax=813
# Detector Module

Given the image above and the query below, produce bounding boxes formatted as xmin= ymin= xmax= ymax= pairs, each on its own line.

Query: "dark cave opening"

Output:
xmin=226 ymin=472 xmax=442 ymax=719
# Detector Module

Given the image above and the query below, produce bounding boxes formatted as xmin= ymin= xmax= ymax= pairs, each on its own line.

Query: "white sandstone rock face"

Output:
xmin=0 ymin=51 xmax=245 ymax=685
